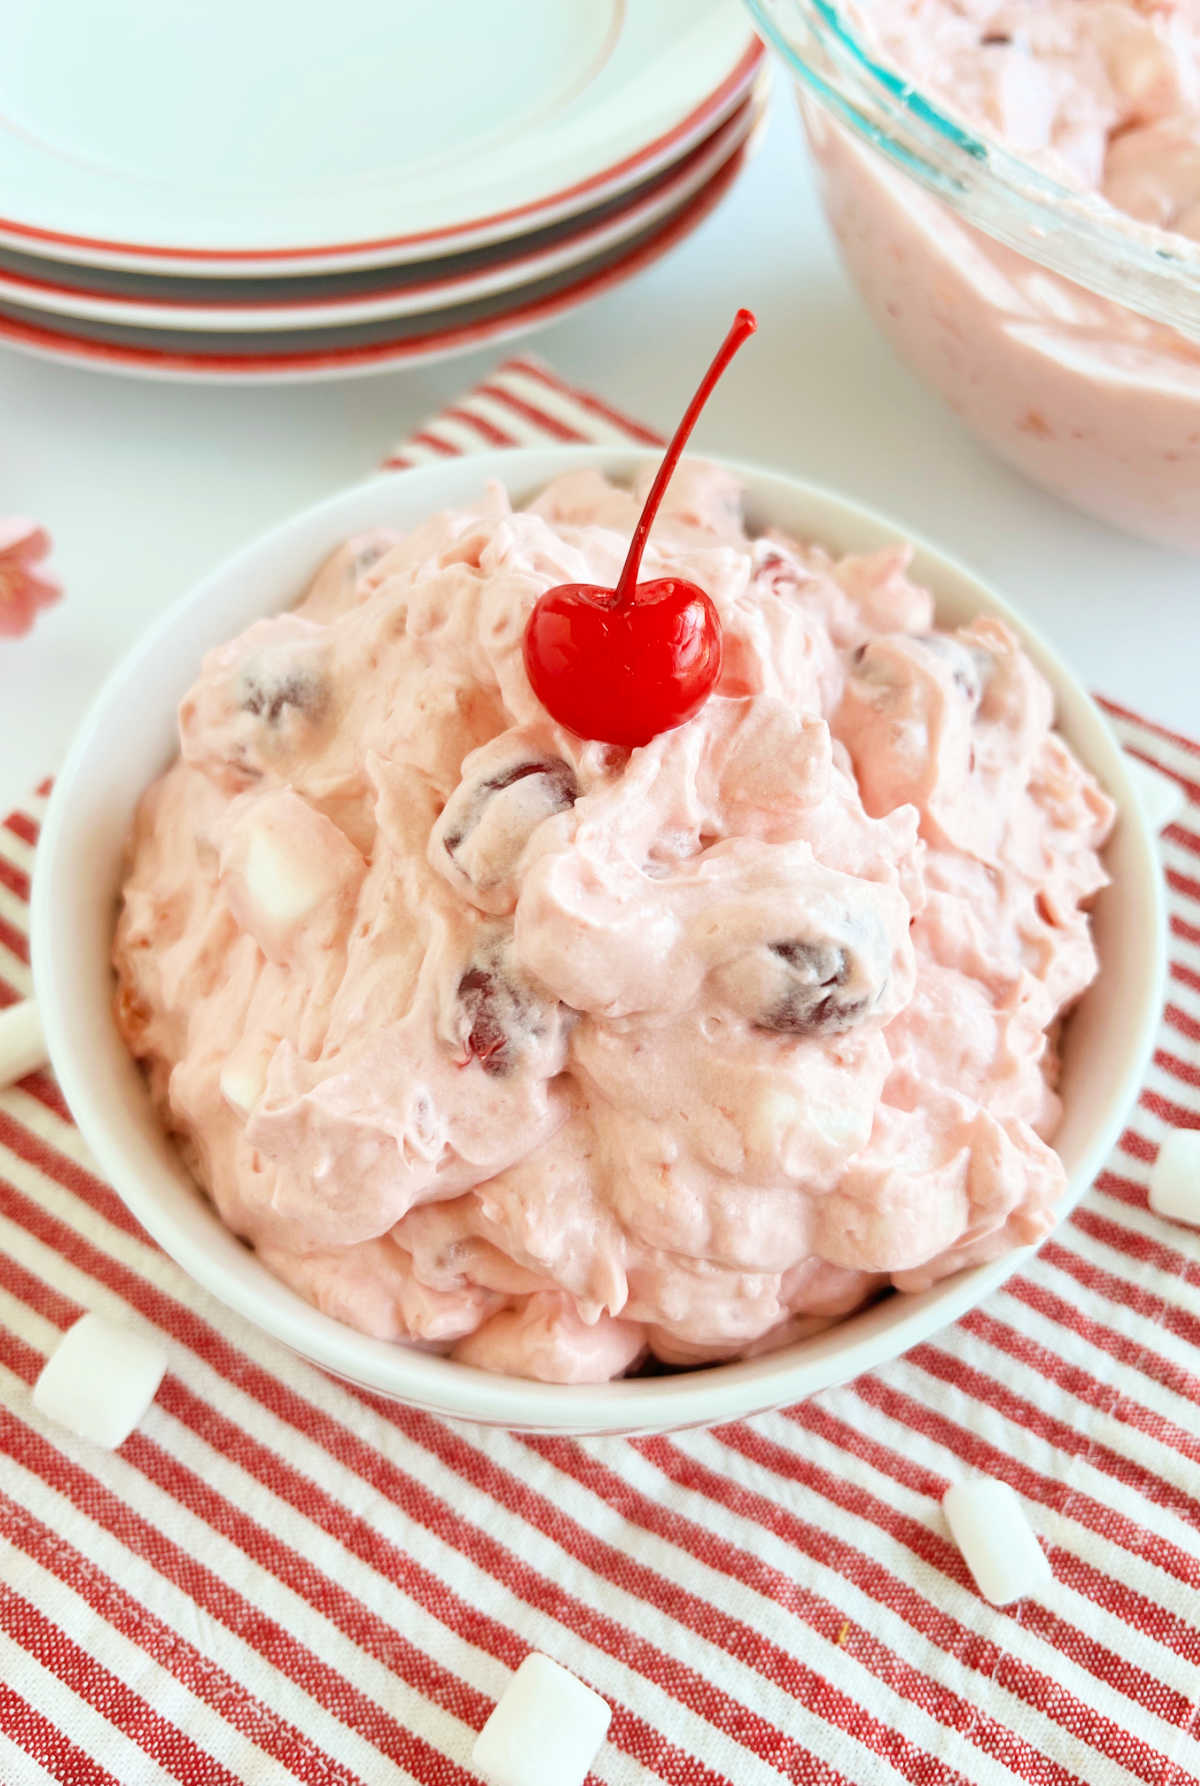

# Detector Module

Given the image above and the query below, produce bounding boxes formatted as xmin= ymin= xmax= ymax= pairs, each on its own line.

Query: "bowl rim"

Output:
xmin=31 ymin=445 xmax=1167 ymax=1435
xmin=745 ymin=0 xmax=1200 ymax=342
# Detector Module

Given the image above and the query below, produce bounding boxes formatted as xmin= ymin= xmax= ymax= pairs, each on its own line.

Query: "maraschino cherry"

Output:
xmin=523 ymin=308 xmax=756 ymax=748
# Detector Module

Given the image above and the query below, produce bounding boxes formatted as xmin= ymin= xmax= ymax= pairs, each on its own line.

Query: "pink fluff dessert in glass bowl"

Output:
xmin=112 ymin=462 xmax=1113 ymax=1385
xmin=748 ymin=0 xmax=1200 ymax=552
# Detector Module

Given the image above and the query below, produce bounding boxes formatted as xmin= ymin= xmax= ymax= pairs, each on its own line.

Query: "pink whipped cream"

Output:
xmin=802 ymin=0 xmax=1200 ymax=551
xmin=113 ymin=465 xmax=1113 ymax=1382
xmin=854 ymin=0 xmax=1200 ymax=238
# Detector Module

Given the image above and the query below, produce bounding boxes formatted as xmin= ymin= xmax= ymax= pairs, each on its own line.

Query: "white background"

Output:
xmin=1 ymin=88 xmax=1195 ymax=819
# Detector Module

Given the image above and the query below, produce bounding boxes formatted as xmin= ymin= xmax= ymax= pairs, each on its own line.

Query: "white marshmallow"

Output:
xmin=1148 ymin=1128 xmax=1200 ymax=1227
xmin=32 ymin=1312 xmax=168 ymax=1450
xmin=242 ymin=826 xmax=336 ymax=930
xmin=218 ymin=1040 xmax=271 ymax=1117
xmin=220 ymin=789 xmax=364 ymax=962
xmin=0 ymin=998 xmax=47 ymax=1088
xmin=472 ymin=1653 xmax=612 ymax=1786
xmin=942 ymin=1479 xmax=1052 ymax=1606
xmin=1124 ymin=753 xmax=1185 ymax=835
xmin=748 ymin=1088 xmax=807 ymax=1155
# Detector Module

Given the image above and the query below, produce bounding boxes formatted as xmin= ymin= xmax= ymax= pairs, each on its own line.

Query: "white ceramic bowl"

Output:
xmin=32 ymin=447 xmax=1166 ymax=1435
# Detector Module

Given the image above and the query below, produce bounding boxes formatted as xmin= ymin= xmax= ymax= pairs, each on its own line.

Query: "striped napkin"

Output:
xmin=2 ymin=359 xmax=1198 ymax=1786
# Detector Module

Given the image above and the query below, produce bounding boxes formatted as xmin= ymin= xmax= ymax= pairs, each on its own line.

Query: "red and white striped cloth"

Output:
xmin=2 ymin=359 xmax=1199 ymax=1785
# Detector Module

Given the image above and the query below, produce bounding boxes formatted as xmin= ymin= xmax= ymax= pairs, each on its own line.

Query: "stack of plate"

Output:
xmin=0 ymin=0 xmax=766 ymax=383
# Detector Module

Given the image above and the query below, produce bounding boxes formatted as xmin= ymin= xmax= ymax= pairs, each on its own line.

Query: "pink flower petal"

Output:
xmin=0 ymin=518 xmax=50 ymax=562
xmin=25 ymin=570 xmax=61 ymax=608
xmin=0 ymin=515 xmax=60 ymax=638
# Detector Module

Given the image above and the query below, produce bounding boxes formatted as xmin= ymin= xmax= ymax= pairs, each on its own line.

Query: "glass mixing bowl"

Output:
xmin=747 ymin=0 xmax=1200 ymax=553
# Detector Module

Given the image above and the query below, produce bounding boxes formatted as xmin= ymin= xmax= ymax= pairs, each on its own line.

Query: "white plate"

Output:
xmin=0 ymin=0 xmax=759 ymax=272
xmin=0 ymin=126 xmax=760 ymax=383
xmin=0 ymin=87 xmax=765 ymax=333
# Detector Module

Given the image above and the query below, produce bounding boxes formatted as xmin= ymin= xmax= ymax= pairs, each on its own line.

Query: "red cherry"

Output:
xmin=523 ymin=308 xmax=756 ymax=749
xmin=520 ymin=576 xmax=722 ymax=749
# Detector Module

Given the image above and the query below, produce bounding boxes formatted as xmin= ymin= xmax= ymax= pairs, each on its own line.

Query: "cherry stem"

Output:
xmin=613 ymin=307 xmax=757 ymax=610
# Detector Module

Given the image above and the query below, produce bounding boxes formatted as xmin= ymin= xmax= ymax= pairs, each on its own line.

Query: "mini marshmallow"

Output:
xmin=219 ymin=1039 xmax=272 ymax=1117
xmin=241 ymin=826 xmax=334 ymax=930
xmin=32 ymin=1312 xmax=168 ymax=1450
xmin=0 ymin=998 xmax=47 ymax=1089
xmin=219 ymin=789 xmax=364 ymax=962
xmin=1124 ymin=753 xmax=1185 ymax=835
xmin=1148 ymin=1128 xmax=1200 ymax=1227
xmin=942 ymin=1478 xmax=1052 ymax=1606
xmin=472 ymin=1653 xmax=611 ymax=1786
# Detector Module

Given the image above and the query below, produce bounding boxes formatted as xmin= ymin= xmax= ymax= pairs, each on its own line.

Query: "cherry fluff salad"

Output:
xmin=112 ymin=466 xmax=1113 ymax=1382
xmin=850 ymin=0 xmax=1200 ymax=241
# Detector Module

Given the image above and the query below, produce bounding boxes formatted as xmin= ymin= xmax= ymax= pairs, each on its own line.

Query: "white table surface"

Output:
xmin=1 ymin=91 xmax=1195 ymax=821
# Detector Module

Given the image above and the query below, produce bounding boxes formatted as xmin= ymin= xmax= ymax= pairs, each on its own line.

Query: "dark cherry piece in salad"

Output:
xmin=522 ymin=308 xmax=756 ymax=749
